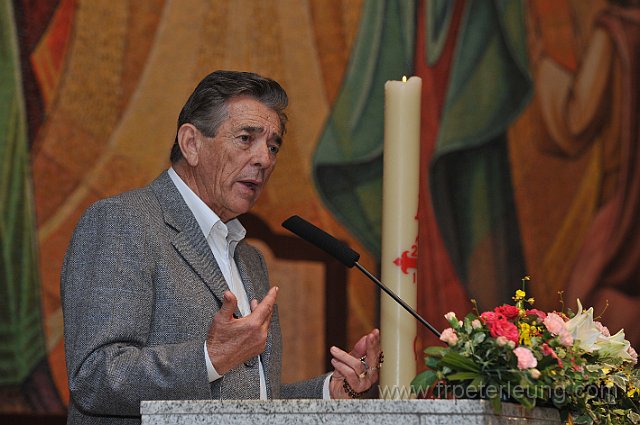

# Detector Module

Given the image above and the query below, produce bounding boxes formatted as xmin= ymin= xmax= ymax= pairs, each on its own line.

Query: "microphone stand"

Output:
xmin=354 ymin=262 xmax=441 ymax=338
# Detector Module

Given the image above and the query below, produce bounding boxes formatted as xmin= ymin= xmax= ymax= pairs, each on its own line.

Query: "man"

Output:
xmin=61 ymin=70 xmax=382 ymax=424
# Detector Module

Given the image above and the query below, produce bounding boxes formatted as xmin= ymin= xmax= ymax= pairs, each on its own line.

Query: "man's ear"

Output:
xmin=177 ymin=124 xmax=200 ymax=167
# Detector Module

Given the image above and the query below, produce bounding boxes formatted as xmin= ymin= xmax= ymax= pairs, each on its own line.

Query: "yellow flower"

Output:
xmin=628 ymin=386 xmax=639 ymax=397
xmin=519 ymin=323 xmax=532 ymax=346
xmin=514 ymin=290 xmax=526 ymax=300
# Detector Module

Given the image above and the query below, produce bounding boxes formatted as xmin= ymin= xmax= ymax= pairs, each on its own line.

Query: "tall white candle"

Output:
xmin=380 ymin=76 xmax=421 ymax=398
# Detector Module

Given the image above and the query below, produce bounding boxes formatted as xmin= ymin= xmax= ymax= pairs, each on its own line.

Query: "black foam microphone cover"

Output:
xmin=282 ymin=215 xmax=360 ymax=267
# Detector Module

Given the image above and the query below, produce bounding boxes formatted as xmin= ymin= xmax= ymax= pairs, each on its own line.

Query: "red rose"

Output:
xmin=489 ymin=319 xmax=519 ymax=344
xmin=480 ymin=311 xmax=497 ymax=324
xmin=494 ymin=305 xmax=520 ymax=320
xmin=480 ymin=311 xmax=507 ymax=324
xmin=526 ymin=309 xmax=547 ymax=320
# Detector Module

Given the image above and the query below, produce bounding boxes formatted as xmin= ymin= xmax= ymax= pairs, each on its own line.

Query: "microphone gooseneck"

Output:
xmin=282 ymin=215 xmax=360 ymax=268
xmin=281 ymin=215 xmax=441 ymax=338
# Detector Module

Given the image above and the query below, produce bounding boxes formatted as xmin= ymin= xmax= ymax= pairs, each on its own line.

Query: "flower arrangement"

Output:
xmin=411 ymin=277 xmax=640 ymax=424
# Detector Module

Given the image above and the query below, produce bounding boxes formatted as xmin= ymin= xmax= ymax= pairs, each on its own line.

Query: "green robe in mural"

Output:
xmin=0 ymin=0 xmax=45 ymax=385
xmin=313 ymin=0 xmax=416 ymax=257
xmin=313 ymin=0 xmax=531 ymax=307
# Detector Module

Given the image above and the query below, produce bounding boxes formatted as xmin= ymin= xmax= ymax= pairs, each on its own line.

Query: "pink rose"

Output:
xmin=558 ymin=330 xmax=574 ymax=347
xmin=526 ymin=309 xmax=547 ymax=320
xmin=440 ymin=327 xmax=459 ymax=346
xmin=543 ymin=312 xmax=566 ymax=336
xmin=489 ymin=319 xmax=519 ymax=344
xmin=495 ymin=305 xmax=520 ymax=320
xmin=594 ymin=321 xmax=610 ymax=337
xmin=513 ymin=347 xmax=538 ymax=370
xmin=628 ymin=347 xmax=638 ymax=365
xmin=471 ymin=319 xmax=482 ymax=329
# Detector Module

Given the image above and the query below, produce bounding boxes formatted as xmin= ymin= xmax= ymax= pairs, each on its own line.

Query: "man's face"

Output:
xmin=192 ymin=96 xmax=282 ymax=222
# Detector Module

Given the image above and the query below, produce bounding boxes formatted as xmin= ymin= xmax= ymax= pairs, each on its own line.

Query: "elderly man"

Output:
xmin=61 ymin=70 xmax=381 ymax=424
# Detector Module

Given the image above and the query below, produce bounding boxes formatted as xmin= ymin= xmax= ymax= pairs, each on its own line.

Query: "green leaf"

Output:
xmin=424 ymin=346 xmax=446 ymax=358
xmin=511 ymin=392 xmax=536 ymax=410
xmin=489 ymin=393 xmax=502 ymax=414
xmin=425 ymin=356 xmax=440 ymax=369
xmin=441 ymin=351 xmax=481 ymax=373
xmin=446 ymin=371 xmax=481 ymax=381
xmin=411 ymin=370 xmax=437 ymax=392
xmin=472 ymin=332 xmax=486 ymax=344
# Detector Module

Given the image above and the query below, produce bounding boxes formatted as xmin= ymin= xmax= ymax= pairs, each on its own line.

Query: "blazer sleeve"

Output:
xmin=61 ymin=198 xmax=212 ymax=416
xmin=280 ymin=375 xmax=329 ymax=399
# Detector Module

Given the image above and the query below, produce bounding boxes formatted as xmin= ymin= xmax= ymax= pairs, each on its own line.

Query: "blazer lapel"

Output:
xmin=235 ymin=242 xmax=276 ymax=397
xmin=150 ymin=171 xmax=230 ymax=305
xmin=234 ymin=245 xmax=260 ymax=303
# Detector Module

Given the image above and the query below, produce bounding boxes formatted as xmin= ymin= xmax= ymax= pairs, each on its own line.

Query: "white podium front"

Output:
xmin=141 ymin=399 xmax=561 ymax=424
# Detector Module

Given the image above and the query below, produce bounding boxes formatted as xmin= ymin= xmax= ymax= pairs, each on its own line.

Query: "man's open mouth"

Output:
xmin=239 ymin=180 xmax=260 ymax=190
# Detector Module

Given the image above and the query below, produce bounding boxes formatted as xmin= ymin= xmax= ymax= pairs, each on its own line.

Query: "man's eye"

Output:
xmin=239 ymin=135 xmax=250 ymax=142
xmin=268 ymin=145 xmax=280 ymax=154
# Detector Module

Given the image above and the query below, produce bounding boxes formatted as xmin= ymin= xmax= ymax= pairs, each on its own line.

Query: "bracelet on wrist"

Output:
xmin=342 ymin=379 xmax=368 ymax=399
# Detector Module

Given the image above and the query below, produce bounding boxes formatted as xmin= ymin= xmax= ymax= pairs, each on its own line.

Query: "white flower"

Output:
xmin=444 ymin=312 xmax=457 ymax=321
xmin=565 ymin=300 xmax=603 ymax=353
xmin=596 ymin=329 xmax=634 ymax=363
xmin=565 ymin=300 xmax=635 ymax=363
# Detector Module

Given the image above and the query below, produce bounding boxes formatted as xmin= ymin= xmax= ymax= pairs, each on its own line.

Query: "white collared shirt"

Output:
xmin=168 ymin=168 xmax=267 ymax=399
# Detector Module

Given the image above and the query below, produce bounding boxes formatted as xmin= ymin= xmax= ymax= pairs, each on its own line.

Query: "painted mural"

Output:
xmin=1 ymin=0 xmax=638 ymax=417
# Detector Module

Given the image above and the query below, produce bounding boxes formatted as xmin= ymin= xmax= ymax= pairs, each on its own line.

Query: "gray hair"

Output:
xmin=170 ymin=70 xmax=288 ymax=163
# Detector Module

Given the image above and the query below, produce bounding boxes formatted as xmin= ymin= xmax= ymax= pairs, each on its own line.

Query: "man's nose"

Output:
xmin=252 ymin=141 xmax=274 ymax=168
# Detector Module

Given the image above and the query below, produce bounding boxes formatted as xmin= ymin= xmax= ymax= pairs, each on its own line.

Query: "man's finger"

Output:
xmin=330 ymin=346 xmax=362 ymax=372
xmin=250 ymin=286 xmax=278 ymax=322
xmin=350 ymin=335 xmax=368 ymax=358
xmin=366 ymin=331 xmax=380 ymax=367
xmin=218 ymin=290 xmax=238 ymax=320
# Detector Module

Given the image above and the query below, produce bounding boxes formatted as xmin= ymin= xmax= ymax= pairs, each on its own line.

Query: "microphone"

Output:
xmin=282 ymin=215 xmax=441 ymax=338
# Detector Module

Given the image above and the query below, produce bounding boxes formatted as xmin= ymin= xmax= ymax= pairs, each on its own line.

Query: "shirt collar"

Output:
xmin=167 ymin=167 xmax=246 ymax=243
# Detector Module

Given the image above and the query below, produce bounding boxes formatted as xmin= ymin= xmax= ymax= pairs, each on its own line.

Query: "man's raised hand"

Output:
xmin=206 ymin=287 xmax=278 ymax=374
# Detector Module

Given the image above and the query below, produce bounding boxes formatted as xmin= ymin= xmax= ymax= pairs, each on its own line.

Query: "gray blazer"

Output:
xmin=62 ymin=171 xmax=326 ymax=425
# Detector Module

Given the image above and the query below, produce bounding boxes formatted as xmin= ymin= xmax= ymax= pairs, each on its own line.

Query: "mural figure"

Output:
xmin=530 ymin=0 xmax=640 ymax=345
